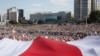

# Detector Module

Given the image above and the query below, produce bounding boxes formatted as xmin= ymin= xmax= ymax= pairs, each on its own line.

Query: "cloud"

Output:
xmin=50 ymin=0 xmax=67 ymax=5
xmin=32 ymin=4 xmax=41 ymax=7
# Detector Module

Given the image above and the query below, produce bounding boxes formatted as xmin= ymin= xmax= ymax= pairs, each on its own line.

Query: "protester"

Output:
xmin=0 ymin=23 xmax=100 ymax=42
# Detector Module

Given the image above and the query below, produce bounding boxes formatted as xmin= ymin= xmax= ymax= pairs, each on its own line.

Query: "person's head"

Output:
xmin=11 ymin=26 xmax=14 ymax=30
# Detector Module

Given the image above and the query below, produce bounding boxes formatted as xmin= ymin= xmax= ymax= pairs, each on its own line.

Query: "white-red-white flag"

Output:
xmin=0 ymin=36 xmax=100 ymax=56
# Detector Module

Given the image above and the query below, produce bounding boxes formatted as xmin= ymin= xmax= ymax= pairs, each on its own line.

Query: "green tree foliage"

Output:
xmin=37 ymin=20 xmax=44 ymax=24
xmin=19 ymin=18 xmax=27 ymax=24
xmin=88 ymin=10 xmax=100 ymax=23
xmin=27 ymin=20 xmax=34 ymax=24
xmin=9 ymin=21 xmax=18 ymax=24
xmin=76 ymin=20 xmax=82 ymax=24
xmin=18 ymin=18 xmax=34 ymax=24
xmin=57 ymin=21 xmax=62 ymax=25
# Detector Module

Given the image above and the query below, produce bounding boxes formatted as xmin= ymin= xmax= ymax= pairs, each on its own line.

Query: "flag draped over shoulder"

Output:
xmin=0 ymin=36 xmax=100 ymax=56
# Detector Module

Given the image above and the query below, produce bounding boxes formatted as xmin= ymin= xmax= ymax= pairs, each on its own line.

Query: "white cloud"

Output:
xmin=32 ymin=4 xmax=41 ymax=7
xmin=50 ymin=0 xmax=67 ymax=5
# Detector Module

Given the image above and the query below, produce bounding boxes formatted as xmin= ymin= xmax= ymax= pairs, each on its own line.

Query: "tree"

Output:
xmin=27 ymin=20 xmax=34 ymax=24
xmin=88 ymin=10 xmax=100 ymax=23
xmin=18 ymin=18 xmax=27 ymax=24
xmin=76 ymin=20 xmax=81 ymax=24
xmin=57 ymin=21 xmax=62 ymax=25
xmin=9 ymin=21 xmax=18 ymax=24
xmin=37 ymin=20 xmax=44 ymax=24
xmin=97 ymin=18 xmax=100 ymax=23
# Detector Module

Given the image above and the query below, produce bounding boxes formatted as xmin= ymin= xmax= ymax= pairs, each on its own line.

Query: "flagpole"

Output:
xmin=0 ymin=15 xmax=2 ymax=29
xmin=5 ymin=14 xmax=8 ymax=36
xmin=86 ymin=16 xmax=88 ymax=28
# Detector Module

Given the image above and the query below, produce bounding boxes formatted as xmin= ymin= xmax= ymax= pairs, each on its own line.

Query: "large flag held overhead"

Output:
xmin=0 ymin=36 xmax=100 ymax=56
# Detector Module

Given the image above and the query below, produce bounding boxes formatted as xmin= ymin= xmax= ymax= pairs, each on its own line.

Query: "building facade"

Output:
xmin=74 ymin=0 xmax=100 ymax=20
xmin=7 ymin=7 xmax=19 ymax=22
xmin=18 ymin=9 xmax=24 ymax=18
xmin=97 ymin=1 xmax=100 ymax=10
xmin=30 ymin=11 xmax=71 ymax=23
xmin=2 ymin=14 xmax=7 ymax=22
xmin=57 ymin=12 xmax=71 ymax=21
xmin=44 ymin=14 xmax=58 ymax=24
xmin=30 ymin=13 xmax=43 ymax=21
xmin=0 ymin=14 xmax=6 ymax=25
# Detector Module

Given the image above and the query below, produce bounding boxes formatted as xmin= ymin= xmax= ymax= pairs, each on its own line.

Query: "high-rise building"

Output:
xmin=18 ymin=9 xmax=24 ymax=18
xmin=7 ymin=7 xmax=19 ymax=22
xmin=97 ymin=1 xmax=100 ymax=10
xmin=91 ymin=0 xmax=97 ymax=11
xmin=74 ymin=0 xmax=100 ymax=20
xmin=2 ymin=14 xmax=7 ymax=22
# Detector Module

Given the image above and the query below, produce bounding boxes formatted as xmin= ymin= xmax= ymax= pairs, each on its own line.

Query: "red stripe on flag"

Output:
xmin=20 ymin=36 xmax=82 ymax=56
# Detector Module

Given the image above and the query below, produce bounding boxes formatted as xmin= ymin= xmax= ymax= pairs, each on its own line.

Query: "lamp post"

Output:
xmin=86 ymin=16 xmax=88 ymax=28
xmin=4 ymin=15 xmax=9 ymax=33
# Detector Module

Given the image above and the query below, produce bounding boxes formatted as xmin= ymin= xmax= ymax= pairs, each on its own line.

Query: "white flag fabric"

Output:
xmin=0 ymin=36 xmax=100 ymax=56
xmin=68 ymin=36 xmax=100 ymax=56
xmin=97 ymin=0 xmax=100 ymax=2
xmin=0 ymin=38 xmax=33 ymax=56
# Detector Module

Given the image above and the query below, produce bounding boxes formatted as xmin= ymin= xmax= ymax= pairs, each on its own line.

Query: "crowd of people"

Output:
xmin=0 ymin=23 xmax=100 ymax=42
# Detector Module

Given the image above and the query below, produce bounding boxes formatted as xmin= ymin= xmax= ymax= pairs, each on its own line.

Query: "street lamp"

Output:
xmin=86 ymin=16 xmax=88 ymax=28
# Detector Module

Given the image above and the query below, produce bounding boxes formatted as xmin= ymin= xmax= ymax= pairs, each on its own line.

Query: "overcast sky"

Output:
xmin=0 ymin=0 xmax=74 ymax=19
